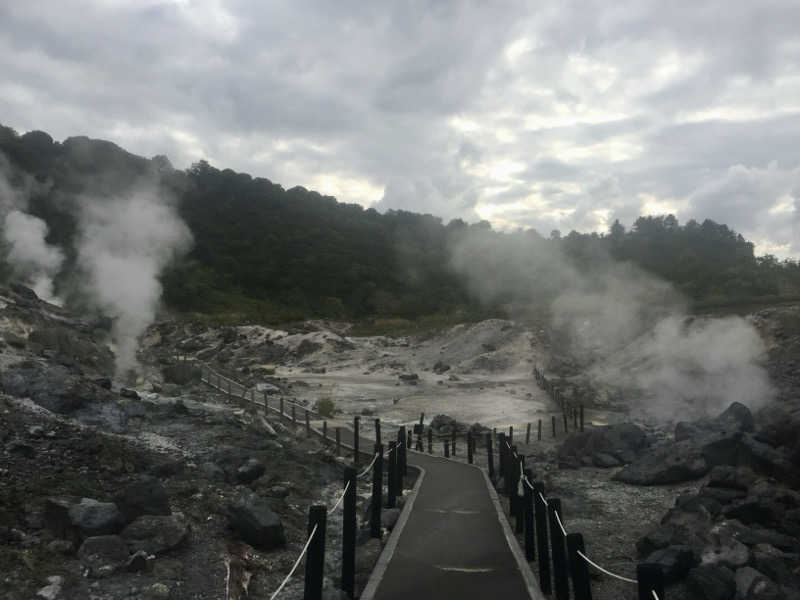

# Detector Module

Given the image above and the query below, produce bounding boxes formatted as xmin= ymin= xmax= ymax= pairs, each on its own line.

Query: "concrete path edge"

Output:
xmin=360 ymin=465 xmax=426 ymax=600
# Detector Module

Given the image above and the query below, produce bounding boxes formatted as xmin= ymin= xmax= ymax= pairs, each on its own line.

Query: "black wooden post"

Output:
xmin=552 ymin=415 xmax=556 ymax=438
xmin=323 ymin=421 xmax=327 ymax=441
xmin=523 ymin=468 xmax=535 ymax=561
xmin=467 ymin=431 xmax=474 ymax=464
xmin=515 ymin=454 xmax=524 ymax=534
xmin=637 ymin=564 xmax=664 ymax=600
xmin=580 ymin=405 xmax=584 ymax=432
xmin=342 ymin=466 xmax=357 ymax=598
xmin=526 ymin=423 xmax=531 ymax=444
xmin=335 ymin=427 xmax=341 ymax=455
xmin=549 ymin=498 xmax=569 ymax=600
xmin=451 ymin=430 xmax=457 ymax=455
xmin=370 ymin=443 xmax=383 ymax=538
xmin=387 ymin=441 xmax=397 ymax=508
xmin=427 ymin=428 xmax=433 ymax=454
xmin=567 ymin=533 xmax=593 ymax=600
xmin=305 ymin=409 xmax=311 ymax=436
xmin=534 ymin=481 xmax=552 ymax=594
xmin=397 ymin=427 xmax=407 ymax=489
xmin=486 ymin=432 xmax=495 ymax=482
xmin=444 ymin=440 xmax=450 ymax=458
xmin=353 ymin=416 xmax=360 ymax=466
xmin=538 ymin=419 xmax=542 ymax=441
xmin=509 ymin=426 xmax=514 ymax=444
xmin=498 ymin=433 xmax=506 ymax=480
xmin=375 ymin=418 xmax=381 ymax=445
xmin=304 ymin=505 xmax=326 ymax=600
xmin=406 ymin=429 xmax=412 ymax=450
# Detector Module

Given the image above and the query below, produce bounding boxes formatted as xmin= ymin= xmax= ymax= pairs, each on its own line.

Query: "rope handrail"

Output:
xmin=358 ymin=453 xmax=380 ymax=478
xmin=331 ymin=481 xmax=351 ymax=512
xmin=576 ymin=549 xmax=637 ymax=584
xmin=553 ymin=506 xmax=567 ymax=537
xmin=269 ymin=524 xmax=319 ymax=600
xmin=653 ymin=591 xmax=660 ymax=600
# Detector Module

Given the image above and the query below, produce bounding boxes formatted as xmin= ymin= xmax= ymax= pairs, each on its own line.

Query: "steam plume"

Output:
xmin=0 ymin=155 xmax=64 ymax=303
xmin=78 ymin=185 xmax=192 ymax=373
xmin=448 ymin=227 xmax=774 ymax=420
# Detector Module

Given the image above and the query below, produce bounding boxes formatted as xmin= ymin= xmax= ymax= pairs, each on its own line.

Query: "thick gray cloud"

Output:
xmin=1 ymin=0 xmax=798 ymax=255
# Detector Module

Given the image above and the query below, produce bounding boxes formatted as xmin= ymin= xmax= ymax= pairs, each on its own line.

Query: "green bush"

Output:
xmin=315 ymin=397 xmax=336 ymax=417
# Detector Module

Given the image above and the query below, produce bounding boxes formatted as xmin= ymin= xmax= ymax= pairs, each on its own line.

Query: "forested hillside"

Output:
xmin=1 ymin=124 xmax=798 ymax=323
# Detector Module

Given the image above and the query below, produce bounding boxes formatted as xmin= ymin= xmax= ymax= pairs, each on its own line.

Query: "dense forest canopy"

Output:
xmin=1 ymin=124 xmax=798 ymax=323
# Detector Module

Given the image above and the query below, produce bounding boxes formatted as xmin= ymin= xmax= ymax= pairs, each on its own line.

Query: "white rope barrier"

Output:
xmin=269 ymin=524 xmax=319 ymax=600
xmin=576 ymin=550 xmax=637 ymax=584
xmin=331 ymin=481 xmax=351 ymax=512
xmin=538 ymin=491 xmax=549 ymax=507
xmin=553 ymin=507 xmax=567 ymax=537
xmin=358 ymin=453 xmax=380 ymax=478
xmin=652 ymin=591 xmax=660 ymax=600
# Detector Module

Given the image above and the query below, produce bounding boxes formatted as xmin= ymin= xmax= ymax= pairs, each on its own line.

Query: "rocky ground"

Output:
xmin=0 ymin=285 xmax=408 ymax=600
xmin=2 ymin=281 xmax=798 ymax=600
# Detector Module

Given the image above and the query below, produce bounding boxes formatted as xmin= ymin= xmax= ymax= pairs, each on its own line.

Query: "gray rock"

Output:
xmin=28 ymin=425 xmax=45 ymax=438
xmin=708 ymin=466 xmax=749 ymax=490
xmin=559 ymin=423 xmax=649 ymax=469
xmin=121 ymin=515 xmax=187 ymax=555
xmin=199 ymin=462 xmax=226 ymax=482
xmin=700 ymin=530 xmax=749 ymax=569
xmin=78 ymin=535 xmax=130 ymax=577
xmin=227 ymin=491 xmax=285 ymax=550
xmin=637 ymin=525 xmax=674 ymax=557
xmin=119 ymin=387 xmax=140 ymax=400
xmin=433 ymin=361 xmax=451 ymax=374
xmin=1 ymin=372 xmax=28 ymax=396
xmin=614 ymin=440 xmax=709 ymax=485
xmin=6 ymin=440 xmax=35 ymax=458
xmin=644 ymin=545 xmax=696 ymax=582
xmin=687 ymin=565 xmax=735 ymax=600
xmin=35 ymin=575 xmax=64 ymax=600
xmin=114 ymin=476 xmax=171 ymax=524
xmin=68 ymin=498 xmax=124 ymax=538
xmin=236 ymin=458 xmax=266 ymax=484
xmin=735 ymin=567 xmax=782 ymax=600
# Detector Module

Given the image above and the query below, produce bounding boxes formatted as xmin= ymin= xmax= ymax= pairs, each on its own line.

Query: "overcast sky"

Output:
xmin=1 ymin=1 xmax=798 ymax=256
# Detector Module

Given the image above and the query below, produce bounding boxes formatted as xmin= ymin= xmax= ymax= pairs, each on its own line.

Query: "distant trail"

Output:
xmin=363 ymin=451 xmax=544 ymax=600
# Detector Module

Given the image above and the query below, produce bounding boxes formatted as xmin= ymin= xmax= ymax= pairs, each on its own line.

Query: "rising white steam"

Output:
xmin=4 ymin=210 xmax=64 ymax=302
xmin=0 ymin=156 xmax=64 ymax=304
xmin=448 ymin=228 xmax=774 ymax=420
xmin=78 ymin=186 xmax=192 ymax=373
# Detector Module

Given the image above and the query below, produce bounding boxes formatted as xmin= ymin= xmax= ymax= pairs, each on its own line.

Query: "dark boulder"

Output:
xmin=121 ymin=515 xmax=187 ymax=555
xmin=643 ymin=545 xmax=696 ymax=582
xmin=559 ymin=423 xmax=649 ymax=469
xmin=687 ymin=565 xmax=735 ymax=600
xmin=236 ymin=458 xmax=266 ymax=484
xmin=430 ymin=414 xmax=460 ymax=434
xmin=67 ymin=498 xmax=124 ymax=538
xmin=227 ymin=491 xmax=285 ymax=551
xmin=735 ymin=567 xmax=782 ymax=600
xmin=113 ymin=477 xmax=171 ymax=524
xmin=433 ymin=361 xmax=451 ymax=374
xmin=119 ymin=388 xmax=140 ymax=400
xmin=614 ymin=440 xmax=709 ymax=485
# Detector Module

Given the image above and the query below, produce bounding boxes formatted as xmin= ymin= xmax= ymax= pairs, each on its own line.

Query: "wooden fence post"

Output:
xmin=451 ymin=430 xmax=456 ymax=456
xmin=567 ymin=533 xmax=593 ymax=600
xmin=538 ymin=419 xmax=542 ymax=441
xmin=526 ymin=423 xmax=531 ymax=444
xmin=523 ymin=468 xmax=535 ymax=561
xmin=552 ymin=416 xmax=556 ymax=438
xmin=515 ymin=454 xmax=524 ymax=534
xmin=322 ymin=421 xmax=327 ymax=442
xmin=353 ymin=416 xmax=360 ymax=466
xmin=509 ymin=426 xmax=514 ymax=444
xmin=486 ymin=432 xmax=495 ymax=482
xmin=444 ymin=440 xmax=450 ymax=458
xmin=467 ymin=431 xmax=474 ymax=464
xmin=370 ymin=443 xmax=383 ymax=538
xmin=637 ymin=564 xmax=664 ymax=600
xmin=498 ymin=433 xmax=506 ymax=480
xmin=304 ymin=505 xmax=326 ymax=600
xmin=549 ymin=498 xmax=569 ymax=600
xmin=397 ymin=427 xmax=407 ymax=487
xmin=374 ymin=418 xmax=381 ymax=445
xmin=387 ymin=441 xmax=397 ymax=508
xmin=342 ymin=466 xmax=357 ymax=597
xmin=427 ymin=428 xmax=433 ymax=454
xmin=534 ymin=481 xmax=552 ymax=595
xmin=563 ymin=409 xmax=569 ymax=434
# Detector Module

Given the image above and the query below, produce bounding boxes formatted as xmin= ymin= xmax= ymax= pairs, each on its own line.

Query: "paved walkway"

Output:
xmin=367 ymin=451 xmax=543 ymax=600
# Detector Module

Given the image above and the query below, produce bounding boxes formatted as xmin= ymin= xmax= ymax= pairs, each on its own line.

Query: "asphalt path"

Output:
xmin=370 ymin=451 xmax=540 ymax=599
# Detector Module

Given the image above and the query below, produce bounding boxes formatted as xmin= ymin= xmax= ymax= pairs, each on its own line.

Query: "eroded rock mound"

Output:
xmin=558 ymin=423 xmax=650 ymax=468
